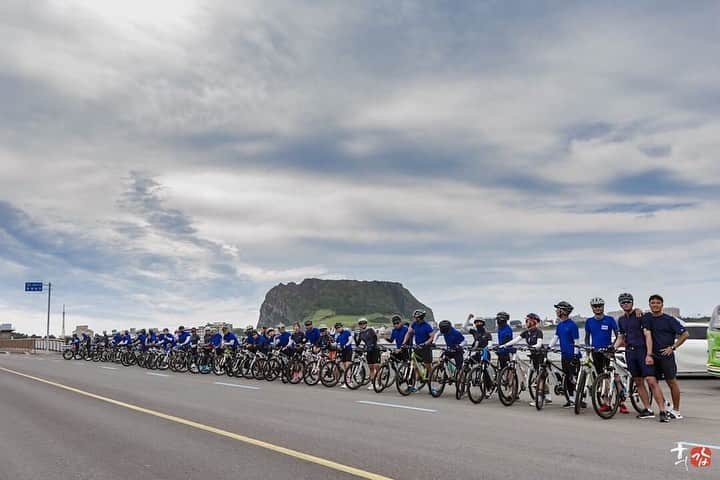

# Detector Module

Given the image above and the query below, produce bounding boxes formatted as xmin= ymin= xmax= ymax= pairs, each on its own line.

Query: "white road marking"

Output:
xmin=355 ymin=400 xmax=437 ymax=413
xmin=678 ymin=441 xmax=720 ymax=450
xmin=100 ymin=366 xmax=117 ymax=370
xmin=214 ymin=382 xmax=260 ymax=390
xmin=146 ymin=372 xmax=169 ymax=377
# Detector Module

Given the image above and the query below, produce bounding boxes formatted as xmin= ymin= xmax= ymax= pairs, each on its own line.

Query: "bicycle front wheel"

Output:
xmin=428 ymin=364 xmax=448 ymax=398
xmin=395 ymin=362 xmax=416 ymax=396
xmin=497 ymin=366 xmax=518 ymax=406
xmin=535 ymin=370 xmax=548 ymax=411
xmin=574 ymin=369 xmax=588 ymax=415
xmin=591 ymin=372 xmax=620 ymax=419
xmin=344 ymin=361 xmax=366 ymax=390
xmin=467 ymin=364 xmax=486 ymax=404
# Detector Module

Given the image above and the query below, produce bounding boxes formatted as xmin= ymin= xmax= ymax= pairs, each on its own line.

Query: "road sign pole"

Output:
xmin=46 ymin=282 xmax=52 ymax=350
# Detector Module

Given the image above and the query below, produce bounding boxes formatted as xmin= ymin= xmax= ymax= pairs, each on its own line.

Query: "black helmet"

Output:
xmin=554 ymin=301 xmax=574 ymax=315
xmin=391 ymin=315 xmax=402 ymax=324
xmin=334 ymin=322 xmax=343 ymax=328
xmin=412 ymin=309 xmax=426 ymax=320
xmin=178 ymin=326 xmax=185 ymax=331
xmin=473 ymin=317 xmax=485 ymax=325
xmin=438 ymin=320 xmax=452 ymax=334
xmin=496 ymin=312 xmax=510 ymax=324
xmin=618 ymin=293 xmax=634 ymax=304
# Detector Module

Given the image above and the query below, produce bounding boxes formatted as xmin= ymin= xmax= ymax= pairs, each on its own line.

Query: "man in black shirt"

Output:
xmin=642 ymin=294 xmax=688 ymax=421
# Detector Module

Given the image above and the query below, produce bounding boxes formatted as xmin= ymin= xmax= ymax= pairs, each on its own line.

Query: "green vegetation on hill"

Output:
xmin=257 ymin=278 xmax=434 ymax=327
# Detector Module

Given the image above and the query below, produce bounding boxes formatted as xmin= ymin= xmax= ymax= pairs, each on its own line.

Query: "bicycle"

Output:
xmin=373 ymin=347 xmax=403 ymax=393
xmin=396 ymin=346 xmax=430 ymax=396
xmin=534 ymin=346 xmax=571 ymax=410
xmin=428 ymin=347 xmax=461 ymax=398
xmin=496 ymin=346 xmax=537 ymax=406
xmin=344 ymin=347 xmax=371 ymax=390
xmin=590 ymin=348 xmax=630 ymax=419
xmin=573 ymin=346 xmax=596 ymax=414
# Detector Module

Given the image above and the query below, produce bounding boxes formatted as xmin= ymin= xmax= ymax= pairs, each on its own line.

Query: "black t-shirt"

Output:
xmin=358 ymin=328 xmax=378 ymax=349
xmin=520 ymin=328 xmax=543 ymax=347
xmin=190 ymin=334 xmax=200 ymax=347
xmin=642 ymin=313 xmax=686 ymax=354
xmin=291 ymin=332 xmax=305 ymax=344
xmin=471 ymin=328 xmax=492 ymax=348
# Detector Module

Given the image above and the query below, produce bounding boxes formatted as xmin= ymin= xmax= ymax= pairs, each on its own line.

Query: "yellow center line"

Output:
xmin=0 ymin=366 xmax=393 ymax=480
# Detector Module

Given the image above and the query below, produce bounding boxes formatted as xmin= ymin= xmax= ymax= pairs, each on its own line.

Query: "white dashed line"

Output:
xmin=146 ymin=372 xmax=169 ymax=377
xmin=100 ymin=366 xmax=118 ymax=370
xmin=355 ymin=400 xmax=437 ymax=413
xmin=214 ymin=382 xmax=260 ymax=390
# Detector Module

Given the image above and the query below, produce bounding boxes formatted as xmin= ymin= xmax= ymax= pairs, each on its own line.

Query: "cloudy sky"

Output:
xmin=2 ymin=0 xmax=719 ymax=335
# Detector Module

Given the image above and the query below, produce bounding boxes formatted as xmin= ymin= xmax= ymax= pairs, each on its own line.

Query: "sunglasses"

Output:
xmin=591 ymin=304 xmax=604 ymax=308
xmin=620 ymin=301 xmax=633 ymax=305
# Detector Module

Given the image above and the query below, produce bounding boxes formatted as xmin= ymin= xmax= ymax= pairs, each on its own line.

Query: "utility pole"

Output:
xmin=46 ymin=282 xmax=52 ymax=350
xmin=62 ymin=304 xmax=66 ymax=338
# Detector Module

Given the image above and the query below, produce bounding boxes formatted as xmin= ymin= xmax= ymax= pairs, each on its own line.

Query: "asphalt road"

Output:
xmin=1 ymin=353 xmax=718 ymax=480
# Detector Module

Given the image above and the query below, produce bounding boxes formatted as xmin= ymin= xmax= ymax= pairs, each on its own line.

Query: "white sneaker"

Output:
xmin=667 ymin=409 xmax=684 ymax=420
xmin=341 ymin=384 xmax=347 ymax=389
xmin=546 ymin=398 xmax=553 ymax=404
xmin=367 ymin=384 xmax=374 ymax=391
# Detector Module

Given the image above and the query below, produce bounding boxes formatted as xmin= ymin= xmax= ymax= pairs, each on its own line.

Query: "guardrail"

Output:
xmin=0 ymin=338 xmax=65 ymax=353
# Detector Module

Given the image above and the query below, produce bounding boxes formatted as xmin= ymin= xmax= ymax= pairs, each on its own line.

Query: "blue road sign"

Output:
xmin=25 ymin=282 xmax=43 ymax=292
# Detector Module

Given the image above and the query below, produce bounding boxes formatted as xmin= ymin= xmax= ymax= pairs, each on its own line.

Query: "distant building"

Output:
xmin=0 ymin=323 xmax=14 ymax=339
xmin=72 ymin=325 xmax=94 ymax=337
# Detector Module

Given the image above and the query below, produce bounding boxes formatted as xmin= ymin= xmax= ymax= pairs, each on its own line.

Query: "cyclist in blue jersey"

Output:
xmin=112 ymin=331 xmax=122 ymax=346
xmin=433 ymin=320 xmax=467 ymax=373
xmin=160 ymin=328 xmax=175 ymax=351
xmin=403 ymin=309 xmax=435 ymax=377
xmin=304 ymin=321 xmax=320 ymax=346
xmin=209 ymin=329 xmax=223 ymax=353
xmin=221 ymin=326 xmax=239 ymax=351
xmin=274 ymin=324 xmax=293 ymax=348
xmin=386 ymin=315 xmax=410 ymax=361
xmin=177 ymin=326 xmax=191 ymax=350
xmin=334 ymin=322 xmax=353 ymax=370
xmin=585 ymin=297 xmax=628 ymax=414
xmin=135 ymin=329 xmax=148 ymax=351
xmin=548 ymin=301 xmax=580 ymax=407
xmin=496 ymin=312 xmax=514 ymax=370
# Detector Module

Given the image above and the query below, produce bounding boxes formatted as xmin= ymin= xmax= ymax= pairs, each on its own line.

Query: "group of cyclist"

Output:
xmin=68 ymin=291 xmax=688 ymax=422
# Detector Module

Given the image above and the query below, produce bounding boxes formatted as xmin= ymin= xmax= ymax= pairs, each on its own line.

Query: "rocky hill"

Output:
xmin=257 ymin=278 xmax=434 ymax=327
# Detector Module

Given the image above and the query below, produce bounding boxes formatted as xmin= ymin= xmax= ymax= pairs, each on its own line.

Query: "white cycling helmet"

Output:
xmin=590 ymin=297 xmax=605 ymax=306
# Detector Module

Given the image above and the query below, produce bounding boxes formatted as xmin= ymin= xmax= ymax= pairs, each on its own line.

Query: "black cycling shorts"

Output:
xmin=367 ymin=348 xmax=380 ymax=365
xmin=340 ymin=348 xmax=353 ymax=363
xmin=416 ymin=345 xmax=433 ymax=364
xmin=591 ymin=351 xmax=610 ymax=375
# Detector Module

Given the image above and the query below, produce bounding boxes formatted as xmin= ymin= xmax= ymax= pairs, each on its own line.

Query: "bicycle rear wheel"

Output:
xmin=629 ymin=380 xmax=652 ymax=413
